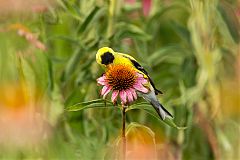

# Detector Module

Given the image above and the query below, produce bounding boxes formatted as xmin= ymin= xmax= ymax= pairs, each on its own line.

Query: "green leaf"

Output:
xmin=115 ymin=23 xmax=152 ymax=41
xmin=59 ymin=0 xmax=83 ymax=20
xmin=126 ymin=102 xmax=187 ymax=129
xmin=47 ymin=55 xmax=54 ymax=91
xmin=66 ymin=99 xmax=115 ymax=111
xmin=148 ymin=46 xmax=177 ymax=63
xmin=148 ymin=45 xmax=186 ymax=65
xmin=61 ymin=48 xmax=82 ymax=82
xmin=171 ymin=21 xmax=191 ymax=44
xmin=47 ymin=35 xmax=80 ymax=45
xmin=77 ymin=6 xmax=106 ymax=35
xmin=49 ymin=83 xmax=65 ymax=126
xmin=148 ymin=2 xmax=189 ymax=27
xmin=218 ymin=2 xmax=240 ymax=43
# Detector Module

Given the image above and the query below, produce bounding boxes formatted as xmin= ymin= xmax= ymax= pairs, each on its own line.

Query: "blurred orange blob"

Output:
xmin=220 ymin=80 xmax=240 ymax=118
xmin=124 ymin=123 xmax=157 ymax=160
xmin=0 ymin=84 xmax=30 ymax=110
xmin=219 ymin=53 xmax=240 ymax=118
xmin=0 ymin=83 xmax=51 ymax=148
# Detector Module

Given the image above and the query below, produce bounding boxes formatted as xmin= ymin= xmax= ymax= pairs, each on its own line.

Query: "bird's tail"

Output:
xmin=151 ymin=101 xmax=173 ymax=120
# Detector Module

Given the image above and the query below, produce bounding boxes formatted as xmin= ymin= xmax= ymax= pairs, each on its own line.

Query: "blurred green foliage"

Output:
xmin=0 ymin=0 xmax=239 ymax=159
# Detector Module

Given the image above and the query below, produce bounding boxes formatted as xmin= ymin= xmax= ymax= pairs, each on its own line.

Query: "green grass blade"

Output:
xmin=67 ymin=99 xmax=114 ymax=111
xmin=127 ymin=102 xmax=187 ymax=129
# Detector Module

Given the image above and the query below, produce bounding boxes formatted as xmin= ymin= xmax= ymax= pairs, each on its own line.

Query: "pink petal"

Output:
xmin=136 ymin=73 xmax=144 ymax=78
xmin=97 ymin=75 xmax=107 ymax=85
xmin=126 ymin=89 xmax=134 ymax=103
xmin=120 ymin=90 xmax=127 ymax=104
xmin=142 ymin=0 xmax=151 ymax=17
xmin=133 ymin=83 xmax=148 ymax=93
xmin=111 ymin=90 xmax=119 ymax=103
xmin=101 ymin=85 xmax=112 ymax=98
xmin=136 ymin=77 xmax=148 ymax=84
xmin=130 ymin=88 xmax=137 ymax=100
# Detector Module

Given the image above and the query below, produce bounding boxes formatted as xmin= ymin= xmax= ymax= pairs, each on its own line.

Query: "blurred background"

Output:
xmin=0 ymin=0 xmax=239 ymax=159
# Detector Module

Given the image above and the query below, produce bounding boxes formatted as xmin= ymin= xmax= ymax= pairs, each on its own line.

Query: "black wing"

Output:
xmin=129 ymin=59 xmax=163 ymax=95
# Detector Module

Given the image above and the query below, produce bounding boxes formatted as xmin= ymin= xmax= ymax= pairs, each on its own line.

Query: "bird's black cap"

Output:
xmin=101 ymin=52 xmax=114 ymax=65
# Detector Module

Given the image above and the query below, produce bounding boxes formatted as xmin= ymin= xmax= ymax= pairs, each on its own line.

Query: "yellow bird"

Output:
xmin=96 ymin=47 xmax=173 ymax=120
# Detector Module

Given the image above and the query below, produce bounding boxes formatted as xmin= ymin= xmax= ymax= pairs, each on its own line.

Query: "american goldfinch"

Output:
xmin=96 ymin=47 xmax=173 ymax=120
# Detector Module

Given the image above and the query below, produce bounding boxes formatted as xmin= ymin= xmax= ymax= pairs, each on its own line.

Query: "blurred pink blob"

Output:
xmin=8 ymin=23 xmax=47 ymax=51
xmin=125 ymin=0 xmax=136 ymax=4
xmin=142 ymin=0 xmax=152 ymax=17
xmin=0 ymin=0 xmax=55 ymax=14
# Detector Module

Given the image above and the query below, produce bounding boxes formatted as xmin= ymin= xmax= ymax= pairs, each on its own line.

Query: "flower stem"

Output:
xmin=122 ymin=106 xmax=126 ymax=160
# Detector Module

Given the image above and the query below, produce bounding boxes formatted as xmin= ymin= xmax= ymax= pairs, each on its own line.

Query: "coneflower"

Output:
xmin=97 ymin=64 xmax=148 ymax=105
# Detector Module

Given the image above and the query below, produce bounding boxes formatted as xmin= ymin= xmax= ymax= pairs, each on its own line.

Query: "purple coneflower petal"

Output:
xmin=126 ymin=89 xmax=134 ymax=103
xmin=120 ymin=90 xmax=127 ymax=104
xmin=137 ymin=77 xmax=148 ymax=84
xmin=97 ymin=75 xmax=107 ymax=85
xmin=111 ymin=90 xmax=119 ymax=103
xmin=101 ymin=85 xmax=112 ymax=98
xmin=142 ymin=0 xmax=151 ymax=17
xmin=130 ymin=88 xmax=137 ymax=100
xmin=136 ymin=73 xmax=144 ymax=78
xmin=133 ymin=83 xmax=148 ymax=93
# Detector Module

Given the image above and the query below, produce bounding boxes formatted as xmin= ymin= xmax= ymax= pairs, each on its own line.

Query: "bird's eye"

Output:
xmin=101 ymin=52 xmax=114 ymax=65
